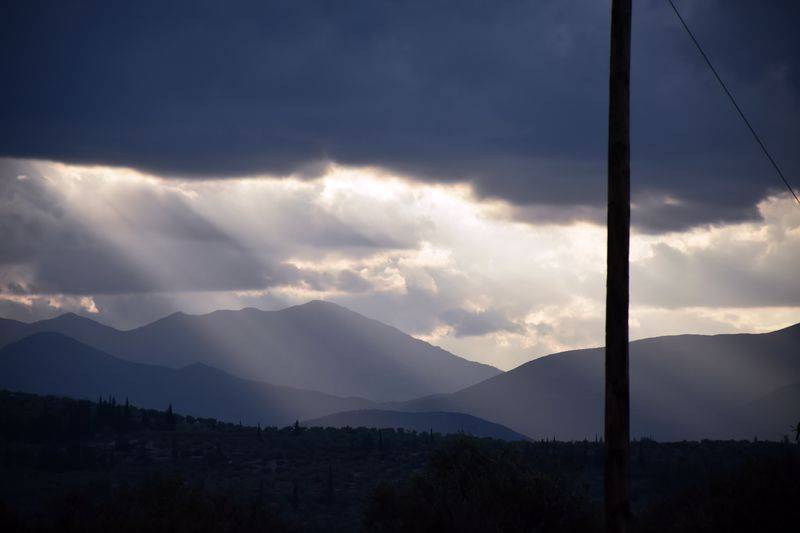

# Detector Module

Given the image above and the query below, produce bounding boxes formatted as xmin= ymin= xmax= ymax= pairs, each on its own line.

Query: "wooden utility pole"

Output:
xmin=605 ymin=1 xmax=631 ymax=532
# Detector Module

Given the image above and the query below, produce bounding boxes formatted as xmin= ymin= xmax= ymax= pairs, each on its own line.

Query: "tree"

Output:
xmin=165 ymin=404 xmax=176 ymax=430
xmin=363 ymin=437 xmax=597 ymax=532
xmin=122 ymin=398 xmax=131 ymax=432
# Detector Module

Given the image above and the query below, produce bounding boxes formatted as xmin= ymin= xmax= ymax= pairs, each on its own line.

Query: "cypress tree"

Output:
xmin=123 ymin=398 xmax=131 ymax=431
xmin=165 ymin=403 xmax=176 ymax=430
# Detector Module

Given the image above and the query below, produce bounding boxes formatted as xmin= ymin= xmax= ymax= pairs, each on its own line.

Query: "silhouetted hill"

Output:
xmin=742 ymin=381 xmax=800 ymax=440
xmin=304 ymin=409 xmax=529 ymax=441
xmin=0 ymin=313 xmax=123 ymax=353
xmin=0 ymin=332 xmax=373 ymax=425
xmin=0 ymin=301 xmax=500 ymax=402
xmin=398 ymin=324 xmax=800 ymax=441
xmin=0 ymin=316 xmax=27 ymax=342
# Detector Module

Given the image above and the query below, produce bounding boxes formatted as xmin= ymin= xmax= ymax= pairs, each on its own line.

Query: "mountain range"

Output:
xmin=396 ymin=324 xmax=800 ymax=440
xmin=0 ymin=300 xmax=499 ymax=402
xmin=0 ymin=332 xmax=372 ymax=426
xmin=0 ymin=331 xmax=522 ymax=436
xmin=0 ymin=302 xmax=798 ymax=441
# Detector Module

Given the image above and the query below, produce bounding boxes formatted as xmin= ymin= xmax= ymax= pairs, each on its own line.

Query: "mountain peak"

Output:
xmin=52 ymin=312 xmax=88 ymax=322
xmin=284 ymin=300 xmax=356 ymax=317
xmin=298 ymin=299 xmax=347 ymax=310
xmin=34 ymin=312 xmax=120 ymax=334
xmin=37 ymin=312 xmax=116 ymax=330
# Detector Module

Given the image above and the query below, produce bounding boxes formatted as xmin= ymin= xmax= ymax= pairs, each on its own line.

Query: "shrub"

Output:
xmin=363 ymin=436 xmax=599 ymax=533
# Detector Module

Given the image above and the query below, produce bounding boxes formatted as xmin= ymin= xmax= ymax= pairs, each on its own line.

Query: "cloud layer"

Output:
xmin=2 ymin=0 xmax=798 ymax=231
xmin=2 ymin=158 xmax=798 ymax=369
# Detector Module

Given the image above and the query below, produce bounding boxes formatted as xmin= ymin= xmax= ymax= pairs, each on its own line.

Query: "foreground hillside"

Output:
xmin=0 ymin=301 xmax=500 ymax=402
xmin=399 ymin=323 xmax=800 ymax=440
xmin=1 ymin=390 xmax=798 ymax=532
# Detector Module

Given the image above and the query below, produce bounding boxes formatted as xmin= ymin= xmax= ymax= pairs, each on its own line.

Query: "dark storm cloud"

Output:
xmin=2 ymin=0 xmax=798 ymax=232
xmin=440 ymin=308 xmax=524 ymax=337
xmin=335 ymin=270 xmax=375 ymax=293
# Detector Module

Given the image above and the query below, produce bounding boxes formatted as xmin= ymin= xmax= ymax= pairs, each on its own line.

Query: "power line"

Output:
xmin=665 ymin=0 xmax=800 ymax=207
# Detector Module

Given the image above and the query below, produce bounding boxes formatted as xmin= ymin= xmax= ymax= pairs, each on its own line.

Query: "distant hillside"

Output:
xmin=742 ymin=381 xmax=800 ymax=440
xmin=0 ymin=332 xmax=374 ymax=426
xmin=398 ymin=324 xmax=800 ymax=441
xmin=0 ymin=301 xmax=500 ymax=402
xmin=304 ymin=409 xmax=529 ymax=441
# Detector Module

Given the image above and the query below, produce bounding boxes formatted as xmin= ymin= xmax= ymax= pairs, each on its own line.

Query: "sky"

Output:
xmin=1 ymin=0 xmax=799 ymax=370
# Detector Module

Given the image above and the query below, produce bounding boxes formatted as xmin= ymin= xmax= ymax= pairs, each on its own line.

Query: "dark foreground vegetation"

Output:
xmin=0 ymin=390 xmax=797 ymax=532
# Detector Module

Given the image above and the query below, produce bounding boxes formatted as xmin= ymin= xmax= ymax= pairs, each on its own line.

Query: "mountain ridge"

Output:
xmin=304 ymin=409 xmax=529 ymax=441
xmin=0 ymin=301 xmax=500 ymax=402
xmin=396 ymin=323 xmax=800 ymax=441
xmin=0 ymin=331 xmax=375 ymax=426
